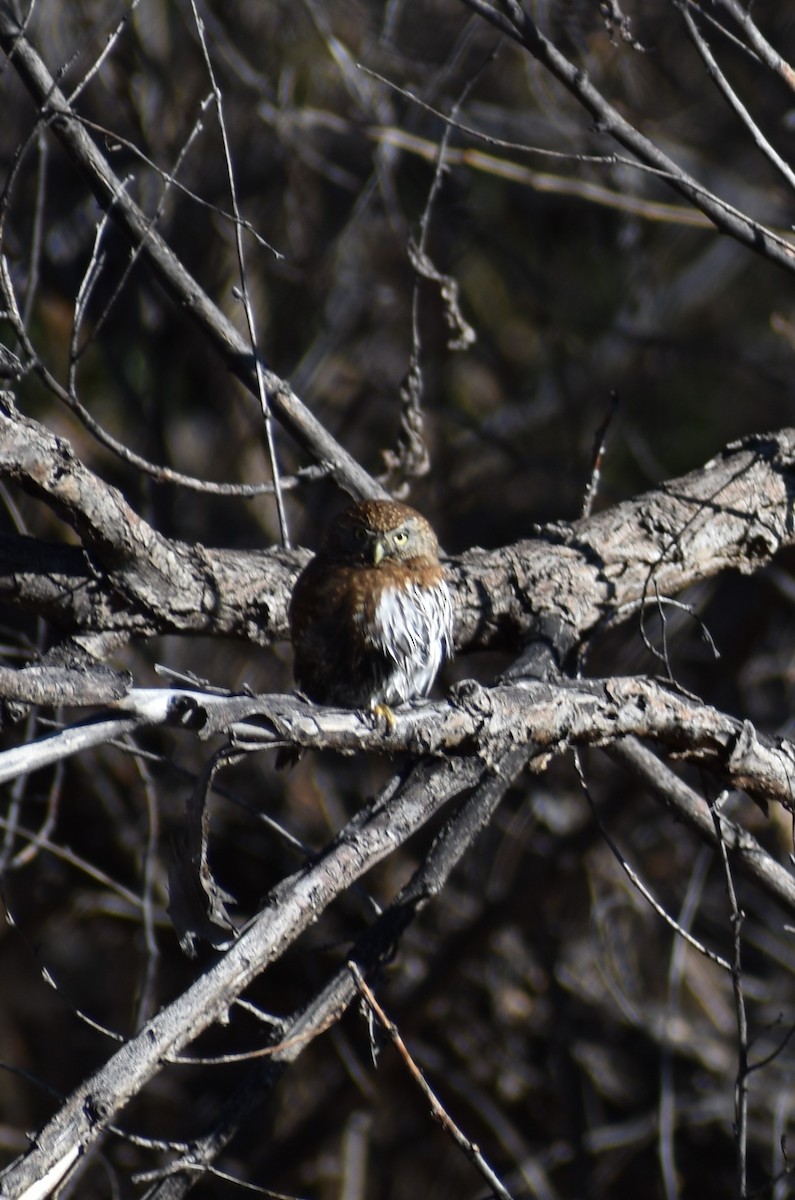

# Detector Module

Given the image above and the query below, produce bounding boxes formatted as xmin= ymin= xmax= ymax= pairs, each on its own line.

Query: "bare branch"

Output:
xmin=187 ymin=0 xmax=291 ymax=546
xmin=0 ymin=747 xmax=489 ymax=1195
xmin=3 ymin=670 xmax=794 ymax=815
xmin=711 ymin=792 xmax=750 ymax=1197
xmin=459 ymin=0 xmax=795 ymax=273
xmin=0 ymin=7 xmax=386 ymax=502
xmin=713 ymin=0 xmax=795 ymax=91
xmin=2 ymin=399 xmax=794 ymax=655
xmin=674 ymin=1 xmax=795 ymax=195
xmin=608 ymin=738 xmax=795 ymax=914
xmin=350 ymin=963 xmax=516 ymax=1200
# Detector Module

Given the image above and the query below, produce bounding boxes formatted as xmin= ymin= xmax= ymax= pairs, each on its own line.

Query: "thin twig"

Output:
xmin=188 ymin=0 xmax=291 ymax=547
xmin=21 ymin=127 xmax=46 ymax=328
xmin=673 ymin=0 xmax=795 ymax=195
xmin=574 ymin=749 xmax=731 ymax=971
xmin=131 ymin=751 xmax=162 ymax=1029
xmin=659 ymin=847 xmax=711 ymax=1200
xmin=67 ymin=0 xmax=141 ymax=104
xmin=69 ymin=178 xmax=124 ymax=384
xmin=66 ymin=112 xmax=281 ymax=253
xmin=0 ymin=811 xmax=158 ymax=913
xmin=711 ymin=791 xmax=749 ymax=1198
xmin=382 ymin=54 xmax=482 ymax=489
xmin=349 ymin=962 xmax=516 ymax=1200
xmin=581 ymin=392 xmax=618 ymax=519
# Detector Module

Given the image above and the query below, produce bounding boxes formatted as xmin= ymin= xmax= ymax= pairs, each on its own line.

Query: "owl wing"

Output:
xmin=289 ymin=559 xmax=362 ymax=701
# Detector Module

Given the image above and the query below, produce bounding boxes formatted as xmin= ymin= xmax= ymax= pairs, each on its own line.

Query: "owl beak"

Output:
xmin=372 ymin=539 xmax=385 ymax=565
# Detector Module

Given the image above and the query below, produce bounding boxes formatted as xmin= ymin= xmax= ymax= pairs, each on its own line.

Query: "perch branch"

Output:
xmin=1 ymin=398 xmax=794 ymax=654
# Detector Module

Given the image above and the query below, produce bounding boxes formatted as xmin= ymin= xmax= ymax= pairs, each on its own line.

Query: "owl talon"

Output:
xmin=371 ymin=702 xmax=397 ymax=731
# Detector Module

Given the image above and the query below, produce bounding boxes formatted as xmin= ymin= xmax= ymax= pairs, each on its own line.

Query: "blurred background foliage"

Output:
xmin=3 ymin=1 xmax=795 ymax=1197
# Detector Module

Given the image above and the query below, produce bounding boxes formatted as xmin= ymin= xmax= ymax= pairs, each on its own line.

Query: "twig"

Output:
xmin=574 ymin=749 xmax=730 ymax=970
xmin=69 ymin=175 xmax=127 ymax=381
xmin=457 ymin=0 xmax=795 ymax=274
xmin=711 ymin=791 xmax=749 ymax=1198
xmin=67 ymin=0 xmax=142 ymax=104
xmin=131 ymin=751 xmax=162 ymax=1028
xmin=55 ymin=112 xmax=281 ymax=254
xmin=659 ymin=848 xmax=711 ymax=1200
xmin=188 ymin=0 xmax=291 ymax=547
xmin=381 ymin=54 xmax=483 ymax=491
xmin=0 ymin=689 xmax=47 ymax=881
xmin=21 ymin=128 xmax=46 ymax=328
xmin=0 ymin=9 xmax=386 ymax=502
xmin=673 ymin=0 xmax=795 ymax=194
xmin=0 ymin=811 xmax=158 ymax=913
xmin=712 ymin=0 xmax=795 ymax=92
xmin=581 ymin=392 xmax=618 ymax=519
xmin=349 ymin=963 xmax=516 ymax=1200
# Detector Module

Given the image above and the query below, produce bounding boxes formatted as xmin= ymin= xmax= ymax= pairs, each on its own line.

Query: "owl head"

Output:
xmin=322 ymin=500 xmax=440 ymax=566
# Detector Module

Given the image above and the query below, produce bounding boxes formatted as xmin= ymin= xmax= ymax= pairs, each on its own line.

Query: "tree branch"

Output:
xmin=0 ymin=7 xmax=386 ymax=503
xmin=2 ymin=398 xmax=794 ymax=656
xmin=140 ymin=747 xmax=532 ymax=1198
xmin=0 ymin=748 xmax=490 ymax=1197
xmin=459 ymin=0 xmax=795 ymax=273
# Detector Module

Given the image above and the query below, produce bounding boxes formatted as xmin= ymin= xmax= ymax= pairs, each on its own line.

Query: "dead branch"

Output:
xmin=0 ymin=6 xmax=385 ymax=505
xmin=1 ymin=394 xmax=793 ymax=656
xmin=458 ymin=0 xmax=795 ymax=273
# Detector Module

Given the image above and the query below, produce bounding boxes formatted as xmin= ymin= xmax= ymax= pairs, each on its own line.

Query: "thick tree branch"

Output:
xmin=2 ymin=400 xmax=793 ymax=656
xmin=220 ymin=676 xmax=795 ymax=811
xmin=0 ymin=395 xmax=300 ymax=643
xmin=0 ymin=748 xmax=489 ymax=1197
xmin=7 ymin=673 xmax=790 ymax=806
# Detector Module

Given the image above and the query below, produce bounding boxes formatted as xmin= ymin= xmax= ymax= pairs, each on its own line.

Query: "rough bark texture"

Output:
xmin=3 ymin=4 xmax=795 ymax=1199
xmin=2 ymin=396 xmax=793 ymax=653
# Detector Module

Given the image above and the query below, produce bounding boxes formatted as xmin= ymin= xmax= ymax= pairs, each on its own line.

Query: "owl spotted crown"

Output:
xmin=289 ymin=500 xmax=453 ymax=710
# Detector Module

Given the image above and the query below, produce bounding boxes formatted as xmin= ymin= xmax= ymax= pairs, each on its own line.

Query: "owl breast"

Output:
xmin=290 ymin=556 xmax=453 ymax=709
xmin=366 ymin=578 xmax=454 ymax=706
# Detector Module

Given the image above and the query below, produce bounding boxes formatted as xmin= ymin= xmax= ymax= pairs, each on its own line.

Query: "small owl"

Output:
xmin=289 ymin=500 xmax=453 ymax=709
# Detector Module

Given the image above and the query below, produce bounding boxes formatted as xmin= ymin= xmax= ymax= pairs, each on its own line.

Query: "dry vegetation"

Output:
xmin=2 ymin=2 xmax=795 ymax=1198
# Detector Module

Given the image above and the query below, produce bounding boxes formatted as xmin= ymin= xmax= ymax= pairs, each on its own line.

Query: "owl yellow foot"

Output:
xmin=371 ymin=702 xmax=397 ymax=731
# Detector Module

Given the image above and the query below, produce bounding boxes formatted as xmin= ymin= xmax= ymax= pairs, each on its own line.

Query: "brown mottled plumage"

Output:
xmin=289 ymin=500 xmax=453 ymax=708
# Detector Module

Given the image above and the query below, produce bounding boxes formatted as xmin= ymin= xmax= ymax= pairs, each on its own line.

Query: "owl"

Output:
xmin=288 ymin=500 xmax=453 ymax=710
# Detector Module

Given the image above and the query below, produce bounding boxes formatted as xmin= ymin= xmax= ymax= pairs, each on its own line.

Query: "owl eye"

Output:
xmin=353 ymin=528 xmax=368 ymax=541
xmin=393 ymin=530 xmax=409 ymax=545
